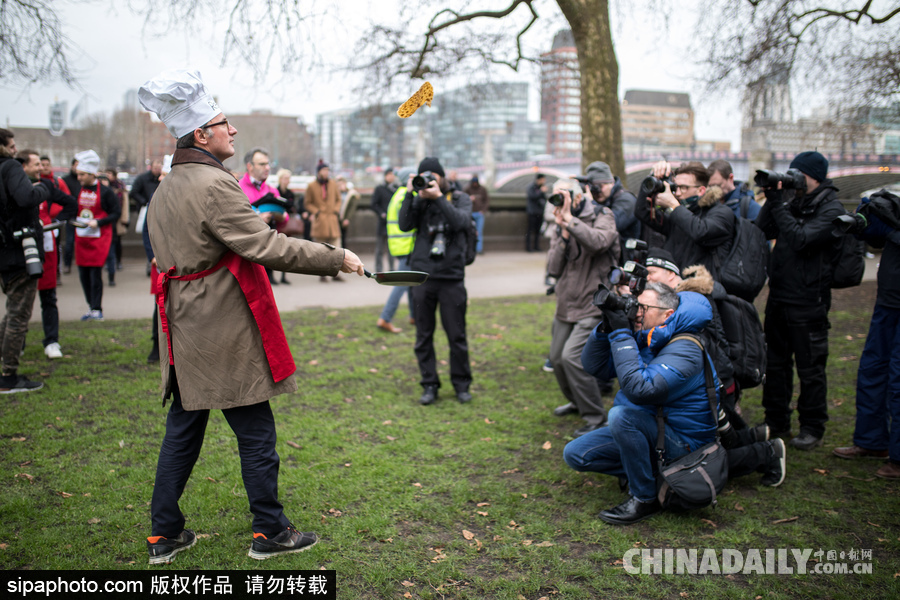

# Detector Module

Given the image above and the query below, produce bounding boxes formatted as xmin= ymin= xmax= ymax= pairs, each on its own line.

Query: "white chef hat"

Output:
xmin=161 ymin=154 xmax=173 ymax=175
xmin=74 ymin=150 xmax=100 ymax=176
xmin=138 ymin=69 xmax=221 ymax=139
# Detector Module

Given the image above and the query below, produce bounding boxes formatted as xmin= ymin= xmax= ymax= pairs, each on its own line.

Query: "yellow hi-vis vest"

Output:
xmin=387 ymin=185 xmax=416 ymax=257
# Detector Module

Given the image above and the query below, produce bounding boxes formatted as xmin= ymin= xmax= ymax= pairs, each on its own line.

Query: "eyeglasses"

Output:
xmin=203 ymin=118 xmax=229 ymax=130
xmin=672 ymin=184 xmax=700 ymax=192
xmin=638 ymin=303 xmax=668 ymax=313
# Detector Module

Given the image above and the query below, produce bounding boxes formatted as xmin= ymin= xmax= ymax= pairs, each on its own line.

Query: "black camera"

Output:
xmin=639 ymin=175 xmax=674 ymax=198
xmin=592 ymin=283 xmax=640 ymax=322
xmin=548 ymin=193 xmax=565 ymax=207
xmin=624 ymin=238 xmax=649 ymax=264
xmin=11 ymin=227 xmax=44 ymax=279
xmin=608 ymin=261 xmax=649 ymax=295
xmin=427 ymin=223 xmax=447 ymax=259
xmin=833 ymin=213 xmax=868 ymax=236
xmin=412 ymin=171 xmax=437 ymax=192
xmin=753 ymin=168 xmax=806 ymax=191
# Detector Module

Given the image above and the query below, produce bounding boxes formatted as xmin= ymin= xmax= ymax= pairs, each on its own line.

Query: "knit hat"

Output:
xmin=316 ymin=159 xmax=329 ymax=173
xmin=581 ymin=161 xmax=614 ymax=183
xmin=789 ymin=151 xmax=828 ymax=183
xmin=417 ymin=156 xmax=445 ymax=178
xmin=645 ymin=248 xmax=680 ymax=275
xmin=138 ymin=69 xmax=221 ymax=139
xmin=74 ymin=150 xmax=100 ymax=176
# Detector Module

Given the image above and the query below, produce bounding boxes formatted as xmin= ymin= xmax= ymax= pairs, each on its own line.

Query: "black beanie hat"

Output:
xmin=789 ymin=151 xmax=828 ymax=183
xmin=417 ymin=156 xmax=445 ymax=178
xmin=645 ymin=248 xmax=680 ymax=275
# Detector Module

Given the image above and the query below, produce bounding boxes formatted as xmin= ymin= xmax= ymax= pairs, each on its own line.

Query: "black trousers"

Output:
xmin=762 ymin=300 xmax=830 ymax=437
xmin=150 ymin=376 xmax=290 ymax=537
xmin=39 ymin=288 xmax=59 ymax=346
xmin=525 ymin=213 xmax=543 ymax=252
xmin=78 ymin=266 xmax=103 ymax=311
xmin=727 ymin=441 xmax=770 ymax=479
xmin=411 ymin=278 xmax=471 ymax=392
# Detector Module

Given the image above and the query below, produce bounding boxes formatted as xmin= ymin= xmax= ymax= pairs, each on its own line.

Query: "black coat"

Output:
xmin=635 ymin=185 xmax=735 ymax=276
xmin=399 ymin=188 xmax=472 ymax=281
xmin=131 ymin=169 xmax=161 ymax=207
xmin=755 ymin=181 xmax=844 ymax=306
xmin=371 ymin=182 xmax=397 ymax=225
xmin=526 ymin=182 xmax=546 ymax=215
xmin=0 ymin=157 xmax=51 ymax=273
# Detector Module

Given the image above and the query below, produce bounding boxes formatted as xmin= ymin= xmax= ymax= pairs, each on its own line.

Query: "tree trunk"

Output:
xmin=557 ymin=0 xmax=624 ymax=175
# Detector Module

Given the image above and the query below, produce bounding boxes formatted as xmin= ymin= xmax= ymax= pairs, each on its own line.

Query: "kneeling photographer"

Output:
xmin=832 ymin=189 xmax=900 ymax=478
xmin=0 ymin=130 xmax=52 ymax=393
xmin=545 ymin=179 xmax=618 ymax=436
xmin=398 ymin=157 xmax=473 ymax=406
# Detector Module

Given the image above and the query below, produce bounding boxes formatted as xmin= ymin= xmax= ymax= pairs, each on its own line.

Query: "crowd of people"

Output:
xmin=1 ymin=69 xmax=895 ymax=560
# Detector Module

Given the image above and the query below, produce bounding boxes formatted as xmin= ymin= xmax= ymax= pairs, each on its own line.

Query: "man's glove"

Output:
xmin=601 ymin=306 xmax=630 ymax=332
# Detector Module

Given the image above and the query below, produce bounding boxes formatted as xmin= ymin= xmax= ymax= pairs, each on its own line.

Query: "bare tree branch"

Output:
xmin=0 ymin=0 xmax=81 ymax=88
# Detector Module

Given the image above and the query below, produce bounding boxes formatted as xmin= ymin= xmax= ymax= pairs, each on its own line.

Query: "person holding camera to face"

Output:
xmin=398 ymin=157 xmax=474 ymax=406
xmin=634 ymin=161 xmax=735 ymax=277
xmin=0 ymin=129 xmax=52 ymax=392
xmin=754 ymin=151 xmax=844 ymax=451
xmin=546 ymin=179 xmax=619 ymax=436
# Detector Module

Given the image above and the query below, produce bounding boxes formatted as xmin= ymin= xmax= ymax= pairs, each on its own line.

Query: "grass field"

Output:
xmin=1 ymin=290 xmax=898 ymax=599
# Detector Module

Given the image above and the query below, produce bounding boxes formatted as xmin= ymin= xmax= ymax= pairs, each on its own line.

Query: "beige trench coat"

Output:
xmin=148 ymin=149 xmax=344 ymax=410
xmin=305 ymin=179 xmax=342 ymax=240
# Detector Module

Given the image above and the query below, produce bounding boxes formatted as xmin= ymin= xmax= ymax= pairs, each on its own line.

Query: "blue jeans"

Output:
xmin=563 ymin=404 xmax=692 ymax=502
xmin=379 ymin=256 xmax=414 ymax=323
xmin=853 ymin=304 xmax=900 ymax=462
xmin=472 ymin=211 xmax=484 ymax=253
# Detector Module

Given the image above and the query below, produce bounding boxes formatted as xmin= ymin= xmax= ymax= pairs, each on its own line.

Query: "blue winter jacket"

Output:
xmin=581 ymin=291 xmax=719 ymax=451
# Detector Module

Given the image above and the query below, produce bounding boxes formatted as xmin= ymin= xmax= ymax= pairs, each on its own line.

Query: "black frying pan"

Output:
xmin=364 ymin=269 xmax=429 ymax=286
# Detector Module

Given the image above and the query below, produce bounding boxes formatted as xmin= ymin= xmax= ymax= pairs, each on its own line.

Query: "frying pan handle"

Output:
xmin=364 ymin=269 xmax=373 ymax=278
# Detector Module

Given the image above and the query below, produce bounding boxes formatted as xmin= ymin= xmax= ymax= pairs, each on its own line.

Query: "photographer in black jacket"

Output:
xmin=398 ymin=157 xmax=473 ymax=405
xmin=0 ymin=130 xmax=51 ymax=393
xmin=755 ymin=151 xmax=844 ymax=451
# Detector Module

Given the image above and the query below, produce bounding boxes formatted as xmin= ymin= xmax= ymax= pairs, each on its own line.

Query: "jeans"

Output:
xmin=472 ymin=211 xmax=485 ymax=253
xmin=39 ymin=288 xmax=59 ymax=346
xmin=150 ymin=378 xmax=290 ymax=537
xmin=853 ymin=304 xmax=900 ymax=462
xmin=564 ymin=404 xmax=692 ymax=502
xmin=379 ymin=256 xmax=414 ymax=323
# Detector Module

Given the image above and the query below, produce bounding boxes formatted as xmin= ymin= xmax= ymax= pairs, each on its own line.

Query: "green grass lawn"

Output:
xmin=1 ymin=294 xmax=898 ymax=599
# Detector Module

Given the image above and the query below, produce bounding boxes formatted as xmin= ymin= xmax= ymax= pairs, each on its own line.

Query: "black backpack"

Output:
xmin=715 ymin=200 xmax=769 ymax=302
xmin=831 ymin=222 xmax=865 ymax=289
xmin=715 ymin=293 xmax=766 ymax=389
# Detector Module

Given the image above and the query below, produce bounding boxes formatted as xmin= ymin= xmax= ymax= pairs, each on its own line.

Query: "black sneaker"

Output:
xmin=148 ymin=529 xmax=197 ymax=565
xmin=249 ymin=526 xmax=318 ymax=560
xmin=0 ymin=375 xmax=44 ymax=394
xmin=790 ymin=431 xmax=823 ymax=451
xmin=761 ymin=438 xmax=787 ymax=487
xmin=751 ymin=423 xmax=770 ymax=443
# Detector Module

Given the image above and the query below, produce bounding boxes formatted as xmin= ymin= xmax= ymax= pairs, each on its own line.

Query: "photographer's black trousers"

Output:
xmin=762 ymin=300 xmax=830 ymax=438
xmin=411 ymin=278 xmax=471 ymax=392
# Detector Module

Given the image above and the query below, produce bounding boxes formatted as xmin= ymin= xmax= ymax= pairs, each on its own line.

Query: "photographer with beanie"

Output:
xmin=399 ymin=157 xmax=473 ymax=406
xmin=755 ymin=150 xmax=844 ymax=451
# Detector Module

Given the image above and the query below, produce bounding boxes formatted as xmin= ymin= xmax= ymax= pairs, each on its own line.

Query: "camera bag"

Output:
xmin=656 ymin=334 xmax=729 ymax=510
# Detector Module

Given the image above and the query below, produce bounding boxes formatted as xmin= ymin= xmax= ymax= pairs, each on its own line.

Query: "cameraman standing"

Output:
xmin=399 ymin=157 xmax=473 ymax=405
xmin=755 ymin=151 xmax=844 ymax=450
xmin=0 ymin=130 xmax=51 ymax=392
xmin=547 ymin=179 xmax=618 ymax=436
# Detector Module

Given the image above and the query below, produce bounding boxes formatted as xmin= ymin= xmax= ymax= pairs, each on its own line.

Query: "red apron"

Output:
xmin=37 ymin=201 xmax=63 ymax=291
xmin=74 ymin=183 xmax=113 ymax=267
xmin=156 ymin=251 xmax=296 ymax=383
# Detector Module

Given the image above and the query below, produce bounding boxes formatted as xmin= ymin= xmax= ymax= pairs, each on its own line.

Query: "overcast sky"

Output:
xmin=0 ymin=0 xmax=745 ymax=149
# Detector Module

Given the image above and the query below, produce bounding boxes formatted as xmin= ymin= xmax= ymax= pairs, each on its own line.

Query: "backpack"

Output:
xmin=715 ymin=207 xmax=769 ymax=302
xmin=715 ymin=293 xmax=766 ymax=389
xmin=831 ymin=221 xmax=865 ymax=289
